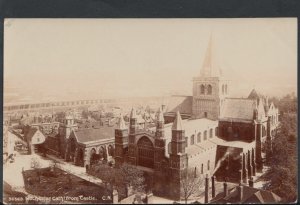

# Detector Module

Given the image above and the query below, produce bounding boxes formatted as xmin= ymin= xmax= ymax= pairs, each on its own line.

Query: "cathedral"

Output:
xmin=114 ymin=36 xmax=280 ymax=200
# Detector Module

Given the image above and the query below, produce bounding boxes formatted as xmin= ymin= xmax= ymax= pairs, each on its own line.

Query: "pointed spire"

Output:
xmin=200 ymin=34 xmax=222 ymax=77
xmin=130 ymin=107 xmax=137 ymax=119
xmin=172 ymin=111 xmax=184 ymax=130
xmin=156 ymin=107 xmax=164 ymax=123
xmin=118 ymin=113 xmax=127 ymax=130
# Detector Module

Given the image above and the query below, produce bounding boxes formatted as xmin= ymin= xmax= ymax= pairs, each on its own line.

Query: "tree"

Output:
xmin=116 ymin=163 xmax=145 ymax=196
xmin=89 ymin=162 xmax=145 ymax=200
xmin=262 ymin=113 xmax=297 ymax=202
xmin=180 ymin=169 xmax=203 ymax=204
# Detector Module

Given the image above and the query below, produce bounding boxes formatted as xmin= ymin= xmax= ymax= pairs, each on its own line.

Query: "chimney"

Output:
xmin=249 ymin=177 xmax=254 ymax=188
xmin=205 ymin=174 xmax=209 ymax=203
xmin=211 ymin=175 xmax=216 ymax=198
xmin=223 ymin=180 xmax=228 ymax=197
xmin=237 ymin=182 xmax=243 ymax=202
xmin=112 ymin=189 xmax=118 ymax=204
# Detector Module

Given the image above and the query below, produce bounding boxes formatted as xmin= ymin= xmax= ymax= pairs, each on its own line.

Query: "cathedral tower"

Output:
xmin=192 ymin=35 xmax=229 ymax=120
xmin=114 ymin=113 xmax=129 ymax=168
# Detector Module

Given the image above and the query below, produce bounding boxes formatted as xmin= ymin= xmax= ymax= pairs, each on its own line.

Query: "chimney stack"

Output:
xmin=249 ymin=177 xmax=254 ymax=188
xmin=237 ymin=182 xmax=243 ymax=202
xmin=205 ymin=174 xmax=209 ymax=203
xmin=211 ymin=175 xmax=216 ymax=198
xmin=223 ymin=179 xmax=228 ymax=197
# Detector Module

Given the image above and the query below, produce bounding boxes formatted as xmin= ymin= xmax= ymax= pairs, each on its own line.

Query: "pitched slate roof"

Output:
xmin=211 ymin=184 xmax=281 ymax=204
xmin=220 ymin=98 xmax=256 ymax=121
xmin=247 ymin=89 xmax=261 ymax=99
xmin=164 ymin=95 xmax=193 ymax=115
xmin=73 ymin=126 xmax=116 ymax=143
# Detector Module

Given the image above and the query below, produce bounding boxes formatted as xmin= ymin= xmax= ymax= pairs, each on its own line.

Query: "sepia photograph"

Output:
xmin=3 ymin=18 xmax=297 ymax=204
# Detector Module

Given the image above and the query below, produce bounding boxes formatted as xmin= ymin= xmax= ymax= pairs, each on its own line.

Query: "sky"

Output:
xmin=4 ymin=18 xmax=297 ymax=103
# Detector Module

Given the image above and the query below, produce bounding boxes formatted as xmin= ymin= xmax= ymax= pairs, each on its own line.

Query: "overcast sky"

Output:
xmin=4 ymin=18 xmax=297 ymax=102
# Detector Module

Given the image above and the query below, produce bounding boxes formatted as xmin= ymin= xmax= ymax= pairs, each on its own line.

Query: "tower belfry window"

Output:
xmin=207 ymin=85 xmax=212 ymax=95
xmin=200 ymin=85 xmax=205 ymax=94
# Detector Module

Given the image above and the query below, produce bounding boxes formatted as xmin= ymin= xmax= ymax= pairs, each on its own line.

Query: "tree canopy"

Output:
xmin=262 ymin=112 xmax=297 ymax=203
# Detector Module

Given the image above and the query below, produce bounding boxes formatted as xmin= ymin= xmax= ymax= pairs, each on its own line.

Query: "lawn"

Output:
xmin=23 ymin=167 xmax=112 ymax=204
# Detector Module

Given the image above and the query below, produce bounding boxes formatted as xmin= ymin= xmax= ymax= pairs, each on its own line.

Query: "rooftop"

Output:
xmin=220 ymin=98 xmax=256 ymax=121
xmin=73 ymin=126 xmax=116 ymax=143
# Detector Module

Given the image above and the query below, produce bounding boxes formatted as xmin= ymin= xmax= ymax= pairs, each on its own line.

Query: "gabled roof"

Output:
xmin=26 ymin=128 xmax=46 ymax=144
xmin=247 ymin=89 xmax=261 ymax=99
xmin=172 ymin=111 xmax=184 ymax=130
xmin=220 ymin=98 xmax=257 ymax=121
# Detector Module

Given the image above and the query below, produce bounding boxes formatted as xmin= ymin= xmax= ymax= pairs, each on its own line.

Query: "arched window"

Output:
xmin=201 ymin=164 xmax=204 ymax=174
xmin=215 ymin=127 xmax=218 ymax=137
xmin=204 ymin=131 xmax=207 ymax=140
xmin=207 ymin=85 xmax=212 ymax=95
xmin=200 ymin=85 xmax=205 ymax=94
xmin=209 ymin=128 xmax=213 ymax=138
xmin=222 ymin=85 xmax=225 ymax=94
xmin=227 ymin=126 xmax=232 ymax=136
xmin=190 ymin=135 xmax=195 ymax=145
xmin=207 ymin=160 xmax=210 ymax=170
xmin=225 ymin=84 xmax=228 ymax=94
xmin=197 ymin=132 xmax=201 ymax=143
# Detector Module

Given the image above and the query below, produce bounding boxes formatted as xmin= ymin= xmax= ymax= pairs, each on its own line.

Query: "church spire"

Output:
xmin=200 ymin=34 xmax=222 ymax=78
xmin=172 ymin=111 xmax=184 ymax=131
xmin=130 ymin=107 xmax=137 ymax=119
xmin=118 ymin=113 xmax=127 ymax=130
